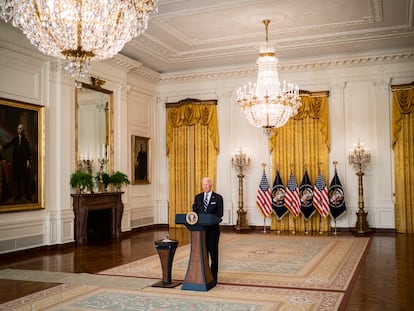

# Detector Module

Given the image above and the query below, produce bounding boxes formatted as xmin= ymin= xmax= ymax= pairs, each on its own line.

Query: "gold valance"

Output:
xmin=166 ymin=98 xmax=218 ymax=155
xmin=271 ymin=91 xmax=330 ymax=153
xmin=391 ymin=84 xmax=414 ymax=148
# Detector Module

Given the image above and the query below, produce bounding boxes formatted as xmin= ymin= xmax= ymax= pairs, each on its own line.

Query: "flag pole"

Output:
xmin=333 ymin=219 xmax=337 ymax=235
xmin=319 ymin=217 xmax=323 ymax=235
xmin=292 ymin=218 xmax=296 ymax=235
xmin=277 ymin=219 xmax=281 ymax=235
xmin=264 ymin=128 xmax=272 ymax=234
xmin=305 ymin=219 xmax=308 ymax=235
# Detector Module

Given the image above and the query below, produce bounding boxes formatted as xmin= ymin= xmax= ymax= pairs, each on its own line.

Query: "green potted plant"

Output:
xmin=109 ymin=171 xmax=130 ymax=191
xmin=95 ymin=172 xmax=110 ymax=192
xmin=70 ymin=171 xmax=94 ymax=193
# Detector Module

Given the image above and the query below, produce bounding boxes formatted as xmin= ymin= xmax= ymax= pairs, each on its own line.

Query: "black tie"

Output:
xmin=203 ymin=194 xmax=209 ymax=211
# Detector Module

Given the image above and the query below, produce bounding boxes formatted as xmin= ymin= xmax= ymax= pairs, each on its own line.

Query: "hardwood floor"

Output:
xmin=0 ymin=228 xmax=413 ymax=310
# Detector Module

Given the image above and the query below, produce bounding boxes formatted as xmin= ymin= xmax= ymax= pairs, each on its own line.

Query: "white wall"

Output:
xmin=157 ymin=57 xmax=414 ymax=230
xmin=1 ymin=21 xmax=414 ymax=254
xmin=0 ymin=24 xmax=159 ymax=254
xmin=126 ymin=70 xmax=159 ymax=228
xmin=0 ymin=30 xmax=75 ymax=252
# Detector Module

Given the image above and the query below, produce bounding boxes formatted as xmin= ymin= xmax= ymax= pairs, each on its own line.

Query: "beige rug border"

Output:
xmin=100 ymin=234 xmax=370 ymax=291
xmin=0 ymin=282 xmax=345 ymax=311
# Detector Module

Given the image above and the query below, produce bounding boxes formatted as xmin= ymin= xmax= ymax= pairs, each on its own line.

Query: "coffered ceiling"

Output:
xmin=121 ymin=0 xmax=414 ymax=73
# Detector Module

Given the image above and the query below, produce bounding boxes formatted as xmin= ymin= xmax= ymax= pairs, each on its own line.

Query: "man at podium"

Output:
xmin=192 ymin=177 xmax=223 ymax=282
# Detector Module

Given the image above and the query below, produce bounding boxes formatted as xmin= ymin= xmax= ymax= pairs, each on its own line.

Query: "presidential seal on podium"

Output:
xmin=186 ymin=211 xmax=198 ymax=225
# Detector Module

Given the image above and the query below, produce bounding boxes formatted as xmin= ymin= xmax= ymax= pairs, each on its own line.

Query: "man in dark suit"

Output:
xmin=192 ymin=177 xmax=223 ymax=282
xmin=135 ymin=143 xmax=147 ymax=180
xmin=1 ymin=124 xmax=31 ymax=201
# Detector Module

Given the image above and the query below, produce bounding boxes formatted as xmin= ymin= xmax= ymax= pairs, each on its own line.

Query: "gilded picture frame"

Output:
xmin=0 ymin=98 xmax=44 ymax=212
xmin=131 ymin=135 xmax=150 ymax=184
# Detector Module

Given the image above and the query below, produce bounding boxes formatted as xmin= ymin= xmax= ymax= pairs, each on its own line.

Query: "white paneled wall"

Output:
xmin=1 ymin=22 xmax=414 ymax=253
xmin=158 ymin=61 xmax=414 ymax=231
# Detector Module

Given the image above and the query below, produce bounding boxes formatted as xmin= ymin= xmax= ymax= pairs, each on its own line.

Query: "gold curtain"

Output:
xmin=269 ymin=91 xmax=330 ymax=233
xmin=391 ymin=84 xmax=414 ymax=233
xmin=166 ymin=98 xmax=219 ymax=227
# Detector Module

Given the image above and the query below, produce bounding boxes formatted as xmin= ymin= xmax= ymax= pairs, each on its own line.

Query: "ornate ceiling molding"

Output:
xmin=109 ymin=54 xmax=143 ymax=71
xmin=110 ymin=54 xmax=160 ymax=82
xmin=128 ymin=26 xmax=413 ymax=67
xmin=152 ymin=0 xmax=383 ymax=46
xmin=0 ymin=40 xmax=49 ymax=61
xmin=159 ymin=51 xmax=414 ymax=82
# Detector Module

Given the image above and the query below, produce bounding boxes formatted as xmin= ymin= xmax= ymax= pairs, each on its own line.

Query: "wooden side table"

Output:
xmin=152 ymin=239 xmax=181 ymax=288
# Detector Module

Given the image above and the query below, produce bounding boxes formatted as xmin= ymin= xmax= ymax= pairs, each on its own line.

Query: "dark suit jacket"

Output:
xmin=192 ymin=191 xmax=223 ymax=230
xmin=2 ymin=134 xmax=31 ymax=179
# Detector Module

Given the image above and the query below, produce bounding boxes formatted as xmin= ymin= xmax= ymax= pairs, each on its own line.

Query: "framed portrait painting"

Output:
xmin=0 ymin=98 xmax=44 ymax=212
xmin=131 ymin=135 xmax=150 ymax=184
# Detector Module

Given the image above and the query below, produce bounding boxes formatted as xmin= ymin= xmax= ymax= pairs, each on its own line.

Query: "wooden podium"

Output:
xmin=175 ymin=213 xmax=220 ymax=291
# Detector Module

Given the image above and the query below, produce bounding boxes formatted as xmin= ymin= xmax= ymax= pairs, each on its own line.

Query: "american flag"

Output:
xmin=285 ymin=172 xmax=301 ymax=218
xmin=256 ymin=171 xmax=273 ymax=218
xmin=313 ymin=171 xmax=330 ymax=218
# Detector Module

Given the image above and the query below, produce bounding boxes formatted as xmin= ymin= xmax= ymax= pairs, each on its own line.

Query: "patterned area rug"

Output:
xmin=0 ymin=235 xmax=368 ymax=310
xmin=0 ymin=283 xmax=344 ymax=311
xmin=101 ymin=234 xmax=370 ymax=291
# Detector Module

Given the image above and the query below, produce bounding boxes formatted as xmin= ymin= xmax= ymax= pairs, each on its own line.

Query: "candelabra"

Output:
xmin=97 ymin=158 xmax=108 ymax=192
xmin=232 ymin=148 xmax=251 ymax=231
xmin=348 ymin=141 xmax=372 ymax=236
xmin=98 ymin=157 xmax=108 ymax=174
xmin=78 ymin=155 xmax=93 ymax=175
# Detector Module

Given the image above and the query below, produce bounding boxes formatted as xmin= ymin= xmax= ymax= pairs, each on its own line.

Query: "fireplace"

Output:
xmin=71 ymin=192 xmax=123 ymax=245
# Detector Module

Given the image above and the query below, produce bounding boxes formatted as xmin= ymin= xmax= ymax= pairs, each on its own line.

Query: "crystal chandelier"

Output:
xmin=0 ymin=0 xmax=158 ymax=78
xmin=236 ymin=20 xmax=301 ymax=129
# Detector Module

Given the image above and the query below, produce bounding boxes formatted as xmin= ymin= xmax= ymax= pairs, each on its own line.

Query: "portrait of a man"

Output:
xmin=132 ymin=136 xmax=150 ymax=184
xmin=0 ymin=99 xmax=43 ymax=211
